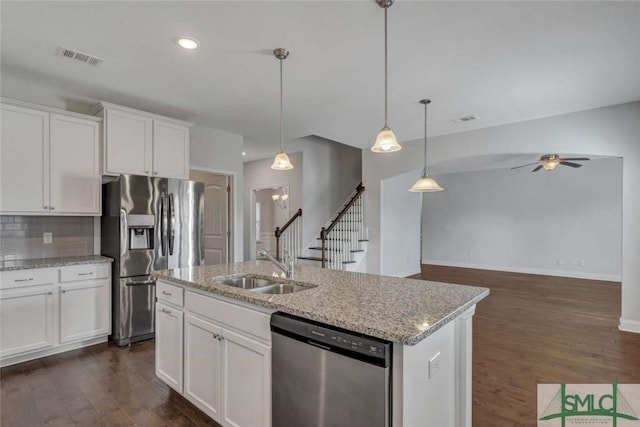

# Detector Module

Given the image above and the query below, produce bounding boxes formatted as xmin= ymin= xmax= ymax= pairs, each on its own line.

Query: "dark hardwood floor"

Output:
xmin=413 ymin=264 xmax=640 ymax=427
xmin=2 ymin=265 xmax=639 ymax=426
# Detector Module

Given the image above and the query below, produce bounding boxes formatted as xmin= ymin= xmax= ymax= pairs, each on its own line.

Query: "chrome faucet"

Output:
xmin=258 ymin=249 xmax=294 ymax=279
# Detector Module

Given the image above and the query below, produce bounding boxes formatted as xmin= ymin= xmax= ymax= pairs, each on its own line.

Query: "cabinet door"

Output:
xmin=153 ymin=120 xmax=190 ymax=179
xmin=222 ymin=328 xmax=271 ymax=427
xmin=59 ymin=279 xmax=110 ymax=343
xmin=156 ymin=302 xmax=184 ymax=393
xmin=49 ymin=114 xmax=100 ymax=214
xmin=104 ymin=108 xmax=152 ymax=176
xmin=185 ymin=314 xmax=223 ymax=421
xmin=0 ymin=104 xmax=49 ymax=214
xmin=0 ymin=286 xmax=55 ymax=358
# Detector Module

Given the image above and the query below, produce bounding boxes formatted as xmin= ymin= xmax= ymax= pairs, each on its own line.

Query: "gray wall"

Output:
xmin=421 ymin=158 xmax=622 ymax=280
xmin=0 ymin=216 xmax=94 ymax=260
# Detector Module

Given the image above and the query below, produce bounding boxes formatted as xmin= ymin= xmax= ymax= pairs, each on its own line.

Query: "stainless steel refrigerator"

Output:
xmin=101 ymin=174 xmax=204 ymax=346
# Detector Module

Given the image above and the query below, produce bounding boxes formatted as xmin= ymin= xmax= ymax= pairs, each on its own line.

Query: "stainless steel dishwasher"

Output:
xmin=271 ymin=312 xmax=392 ymax=427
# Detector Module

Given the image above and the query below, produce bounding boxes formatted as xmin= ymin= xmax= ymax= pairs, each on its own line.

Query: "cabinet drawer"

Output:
xmin=157 ymin=281 xmax=184 ymax=307
xmin=60 ymin=264 xmax=110 ymax=283
xmin=0 ymin=269 xmax=57 ymax=290
xmin=186 ymin=291 xmax=270 ymax=342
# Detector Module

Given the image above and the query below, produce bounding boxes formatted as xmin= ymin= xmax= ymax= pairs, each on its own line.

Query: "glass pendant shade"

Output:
xmin=542 ymin=158 xmax=560 ymax=171
xmin=371 ymin=127 xmax=402 ymax=153
xmin=271 ymin=151 xmax=294 ymax=170
xmin=409 ymin=173 xmax=444 ymax=192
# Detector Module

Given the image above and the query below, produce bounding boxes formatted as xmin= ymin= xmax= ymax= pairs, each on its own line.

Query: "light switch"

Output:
xmin=43 ymin=232 xmax=53 ymax=244
xmin=428 ymin=351 xmax=441 ymax=379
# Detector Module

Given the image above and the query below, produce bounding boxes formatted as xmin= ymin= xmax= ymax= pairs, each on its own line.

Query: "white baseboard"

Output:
xmin=421 ymin=259 xmax=621 ymax=283
xmin=0 ymin=335 xmax=108 ymax=368
xmin=619 ymin=318 xmax=640 ymax=333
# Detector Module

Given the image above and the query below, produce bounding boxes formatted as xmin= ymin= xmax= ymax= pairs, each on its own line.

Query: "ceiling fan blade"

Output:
xmin=560 ymin=161 xmax=583 ymax=168
xmin=531 ymin=165 xmax=543 ymax=172
xmin=560 ymin=157 xmax=590 ymax=161
xmin=511 ymin=162 xmax=540 ymax=170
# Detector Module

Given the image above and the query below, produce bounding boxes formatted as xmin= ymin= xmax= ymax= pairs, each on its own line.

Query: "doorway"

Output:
xmin=190 ymin=170 xmax=232 ymax=265
xmin=253 ymin=186 xmax=289 ymax=257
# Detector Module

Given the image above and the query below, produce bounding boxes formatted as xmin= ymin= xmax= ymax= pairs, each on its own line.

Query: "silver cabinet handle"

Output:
xmin=162 ymin=291 xmax=172 ymax=296
xmin=212 ymin=333 xmax=223 ymax=341
xmin=154 ymin=171 xmax=158 ymax=175
xmin=160 ymin=308 xmax=172 ymax=314
xmin=43 ymin=206 xmax=48 ymax=210
xmin=78 ymin=272 xmax=94 ymax=276
xmin=145 ymin=170 xmax=150 ymax=174
xmin=47 ymin=290 xmax=53 ymax=295
xmin=14 ymin=278 xmax=34 ymax=283
xmin=50 ymin=206 xmax=55 ymax=210
xmin=61 ymin=289 xmax=67 ymax=293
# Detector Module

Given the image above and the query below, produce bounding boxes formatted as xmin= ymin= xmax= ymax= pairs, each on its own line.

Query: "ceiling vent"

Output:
xmin=452 ymin=114 xmax=479 ymax=124
xmin=56 ymin=47 xmax=104 ymax=67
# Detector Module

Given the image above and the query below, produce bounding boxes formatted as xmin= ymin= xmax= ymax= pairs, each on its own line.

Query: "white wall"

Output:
xmin=380 ymin=170 xmax=422 ymax=277
xmin=421 ymin=158 xmax=622 ymax=281
xmin=190 ymin=125 xmax=245 ymax=262
xmin=363 ymin=102 xmax=640 ymax=331
xmin=243 ymin=152 xmax=303 ymax=260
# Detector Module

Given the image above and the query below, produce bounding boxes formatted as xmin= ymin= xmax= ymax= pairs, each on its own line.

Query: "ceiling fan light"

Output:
xmin=272 ymin=194 xmax=280 ymax=201
xmin=409 ymin=175 xmax=444 ymax=192
xmin=542 ymin=158 xmax=561 ymax=170
xmin=371 ymin=127 xmax=401 ymax=153
xmin=271 ymin=151 xmax=294 ymax=170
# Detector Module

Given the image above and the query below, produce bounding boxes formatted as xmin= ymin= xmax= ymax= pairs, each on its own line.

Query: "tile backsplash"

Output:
xmin=0 ymin=216 xmax=94 ymax=261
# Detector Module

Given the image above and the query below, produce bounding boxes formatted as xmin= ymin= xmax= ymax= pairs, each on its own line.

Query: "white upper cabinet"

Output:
xmin=94 ymin=102 xmax=191 ymax=179
xmin=49 ymin=114 xmax=100 ymax=214
xmin=104 ymin=108 xmax=153 ymax=176
xmin=0 ymin=99 xmax=101 ymax=216
xmin=153 ymin=120 xmax=190 ymax=179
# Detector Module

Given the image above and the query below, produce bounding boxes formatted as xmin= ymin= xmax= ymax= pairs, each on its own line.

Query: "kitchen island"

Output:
xmin=153 ymin=261 xmax=489 ymax=427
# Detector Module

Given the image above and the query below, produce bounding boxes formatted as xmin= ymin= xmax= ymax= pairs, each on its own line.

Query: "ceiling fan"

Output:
xmin=511 ymin=154 xmax=590 ymax=172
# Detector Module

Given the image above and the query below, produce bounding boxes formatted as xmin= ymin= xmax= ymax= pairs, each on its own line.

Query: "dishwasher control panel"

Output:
xmin=308 ymin=326 xmax=388 ymax=358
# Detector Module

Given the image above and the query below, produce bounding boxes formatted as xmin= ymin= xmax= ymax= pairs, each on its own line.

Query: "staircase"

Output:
xmin=298 ymin=183 xmax=368 ymax=271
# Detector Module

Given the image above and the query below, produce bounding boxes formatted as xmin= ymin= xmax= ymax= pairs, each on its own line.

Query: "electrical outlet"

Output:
xmin=428 ymin=352 xmax=441 ymax=379
xmin=578 ymin=259 xmax=586 ymax=267
xmin=43 ymin=232 xmax=53 ymax=244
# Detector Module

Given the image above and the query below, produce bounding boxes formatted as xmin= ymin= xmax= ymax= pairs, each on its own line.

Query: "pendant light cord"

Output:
xmin=384 ymin=6 xmax=388 ymax=127
xmin=280 ymin=58 xmax=284 ymax=152
xmin=423 ymin=101 xmax=428 ymax=176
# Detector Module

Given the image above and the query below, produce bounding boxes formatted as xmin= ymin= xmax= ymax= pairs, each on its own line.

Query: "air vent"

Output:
xmin=452 ymin=114 xmax=479 ymax=124
xmin=56 ymin=47 xmax=104 ymax=67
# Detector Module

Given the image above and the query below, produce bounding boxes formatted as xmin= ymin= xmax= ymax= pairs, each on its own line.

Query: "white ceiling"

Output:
xmin=1 ymin=1 xmax=639 ymax=153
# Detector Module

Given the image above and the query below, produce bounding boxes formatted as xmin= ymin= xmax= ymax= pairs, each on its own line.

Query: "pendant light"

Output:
xmin=371 ymin=0 xmax=401 ymax=153
xmin=271 ymin=48 xmax=294 ymax=170
xmin=409 ymin=99 xmax=443 ymax=192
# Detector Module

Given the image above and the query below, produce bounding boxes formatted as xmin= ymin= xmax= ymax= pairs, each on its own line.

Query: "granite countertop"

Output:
xmin=0 ymin=255 xmax=113 ymax=272
xmin=153 ymin=261 xmax=489 ymax=346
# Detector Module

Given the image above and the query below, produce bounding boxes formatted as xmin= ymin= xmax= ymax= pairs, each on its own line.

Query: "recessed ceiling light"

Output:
xmin=177 ymin=37 xmax=199 ymax=50
xmin=242 ymin=151 xmax=246 ymax=156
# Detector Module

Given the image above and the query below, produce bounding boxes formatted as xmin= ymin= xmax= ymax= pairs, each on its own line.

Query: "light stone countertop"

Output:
xmin=153 ymin=261 xmax=489 ymax=346
xmin=0 ymin=255 xmax=113 ymax=272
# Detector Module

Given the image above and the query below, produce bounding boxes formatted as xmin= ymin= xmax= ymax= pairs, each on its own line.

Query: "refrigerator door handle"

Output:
xmin=168 ymin=193 xmax=175 ymax=255
xmin=160 ymin=194 xmax=166 ymax=256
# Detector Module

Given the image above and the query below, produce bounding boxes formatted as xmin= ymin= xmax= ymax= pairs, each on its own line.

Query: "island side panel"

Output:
xmin=394 ymin=307 xmax=476 ymax=427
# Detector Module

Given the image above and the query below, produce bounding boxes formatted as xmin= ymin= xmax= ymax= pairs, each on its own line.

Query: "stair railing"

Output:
xmin=275 ymin=208 xmax=302 ymax=262
xmin=320 ymin=183 xmax=365 ymax=269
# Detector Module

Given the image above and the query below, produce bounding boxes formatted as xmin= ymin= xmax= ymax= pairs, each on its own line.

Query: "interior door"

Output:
xmin=190 ymin=172 xmax=230 ymax=265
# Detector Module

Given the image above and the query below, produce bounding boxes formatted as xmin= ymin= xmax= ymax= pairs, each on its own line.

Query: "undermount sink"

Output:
xmin=214 ymin=276 xmax=277 ymax=290
xmin=214 ymin=275 xmax=314 ymax=294
xmin=250 ymin=283 xmax=311 ymax=295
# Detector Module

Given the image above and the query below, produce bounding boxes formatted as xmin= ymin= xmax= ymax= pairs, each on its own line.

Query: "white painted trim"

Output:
xmin=90 ymin=101 xmax=192 ymax=126
xmin=619 ymin=318 xmax=640 ymax=333
xmin=421 ymin=259 xmax=622 ymax=282
xmin=190 ymin=166 xmax=241 ymax=263
xmin=1 ymin=97 xmax=102 ymax=122
xmin=0 ymin=335 xmax=108 ymax=368
xmin=386 ymin=268 xmax=421 ymax=278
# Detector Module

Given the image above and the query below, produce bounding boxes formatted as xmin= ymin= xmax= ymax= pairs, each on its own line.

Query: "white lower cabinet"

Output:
xmin=59 ymin=279 xmax=110 ymax=343
xmin=185 ymin=314 xmax=223 ymax=419
xmin=0 ymin=285 xmax=56 ymax=358
xmin=156 ymin=283 xmax=273 ymax=427
xmin=0 ymin=263 xmax=112 ymax=367
xmin=222 ymin=328 xmax=271 ymax=427
xmin=156 ymin=301 xmax=184 ymax=393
